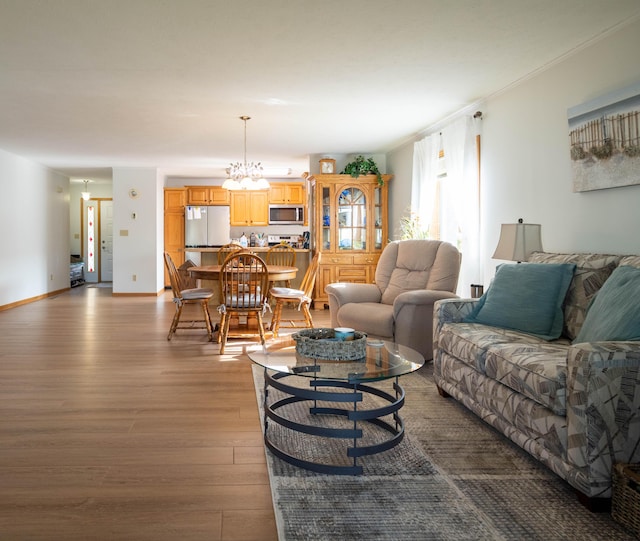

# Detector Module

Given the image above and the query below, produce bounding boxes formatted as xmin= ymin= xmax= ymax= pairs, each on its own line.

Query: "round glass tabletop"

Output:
xmin=248 ymin=336 xmax=425 ymax=383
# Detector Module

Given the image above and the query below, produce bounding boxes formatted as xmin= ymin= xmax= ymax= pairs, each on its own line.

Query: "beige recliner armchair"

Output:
xmin=325 ymin=239 xmax=461 ymax=360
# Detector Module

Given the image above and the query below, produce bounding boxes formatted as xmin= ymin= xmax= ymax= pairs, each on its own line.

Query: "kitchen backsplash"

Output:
xmin=229 ymin=225 xmax=307 ymax=242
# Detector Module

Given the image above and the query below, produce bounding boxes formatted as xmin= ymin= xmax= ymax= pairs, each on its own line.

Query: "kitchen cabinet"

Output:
xmin=311 ymin=174 xmax=392 ymax=308
xmin=269 ymin=182 xmax=305 ymax=204
xmin=230 ymin=190 xmax=269 ymax=226
xmin=186 ymin=186 xmax=230 ymax=205
xmin=163 ymin=188 xmax=187 ymax=286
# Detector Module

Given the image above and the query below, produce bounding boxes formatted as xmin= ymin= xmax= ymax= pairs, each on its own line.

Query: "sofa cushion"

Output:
xmin=528 ymin=252 xmax=621 ymax=340
xmin=439 ymin=322 xmax=546 ymax=373
xmin=464 ymin=263 xmax=576 ymax=340
xmin=337 ymin=302 xmax=394 ymax=338
xmin=574 ymin=265 xmax=640 ymax=344
xmin=485 ymin=341 xmax=570 ymax=416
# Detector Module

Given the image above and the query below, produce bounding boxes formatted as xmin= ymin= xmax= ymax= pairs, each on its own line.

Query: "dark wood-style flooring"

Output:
xmin=0 ymin=285 xmax=331 ymax=540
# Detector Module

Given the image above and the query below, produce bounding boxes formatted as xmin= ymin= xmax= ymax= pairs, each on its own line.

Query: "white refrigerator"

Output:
xmin=185 ymin=206 xmax=231 ymax=248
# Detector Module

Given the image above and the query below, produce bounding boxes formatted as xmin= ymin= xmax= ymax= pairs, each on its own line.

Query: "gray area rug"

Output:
xmin=252 ymin=363 xmax=636 ymax=541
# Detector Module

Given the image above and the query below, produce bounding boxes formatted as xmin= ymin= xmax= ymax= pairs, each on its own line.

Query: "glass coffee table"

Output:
xmin=248 ymin=336 xmax=425 ymax=475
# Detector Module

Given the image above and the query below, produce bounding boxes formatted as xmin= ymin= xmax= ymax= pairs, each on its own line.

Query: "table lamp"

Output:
xmin=492 ymin=219 xmax=543 ymax=263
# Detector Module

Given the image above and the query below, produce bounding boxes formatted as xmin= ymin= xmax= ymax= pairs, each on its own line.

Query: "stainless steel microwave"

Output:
xmin=268 ymin=205 xmax=304 ymax=225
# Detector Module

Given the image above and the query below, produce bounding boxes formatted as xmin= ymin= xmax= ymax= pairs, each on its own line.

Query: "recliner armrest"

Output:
xmin=391 ymin=290 xmax=460 ymax=361
xmin=325 ymin=283 xmax=382 ymax=328
xmin=392 ymin=289 xmax=459 ymax=315
xmin=325 ymin=283 xmax=382 ymax=306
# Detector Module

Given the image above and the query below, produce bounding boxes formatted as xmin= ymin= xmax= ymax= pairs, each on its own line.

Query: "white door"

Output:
xmin=83 ymin=199 xmax=113 ymax=283
xmin=100 ymin=201 xmax=114 ymax=282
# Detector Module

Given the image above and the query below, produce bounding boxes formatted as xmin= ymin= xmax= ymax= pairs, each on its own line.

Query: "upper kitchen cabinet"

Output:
xmin=229 ymin=190 xmax=269 ymax=226
xmin=269 ymin=182 xmax=305 ymax=204
xmin=187 ymin=186 xmax=230 ymax=205
xmin=311 ymin=174 xmax=392 ymax=308
xmin=165 ymin=187 xmax=186 ymax=211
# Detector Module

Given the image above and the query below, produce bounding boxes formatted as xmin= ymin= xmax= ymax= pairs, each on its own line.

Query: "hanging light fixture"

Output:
xmin=81 ymin=180 xmax=91 ymax=201
xmin=222 ymin=116 xmax=270 ymax=190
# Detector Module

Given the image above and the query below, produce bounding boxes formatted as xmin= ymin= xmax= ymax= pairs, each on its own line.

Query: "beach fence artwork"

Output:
xmin=568 ymin=82 xmax=640 ymax=192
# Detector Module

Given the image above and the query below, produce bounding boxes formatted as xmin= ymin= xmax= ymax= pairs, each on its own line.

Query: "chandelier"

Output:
xmin=222 ymin=116 xmax=270 ymax=190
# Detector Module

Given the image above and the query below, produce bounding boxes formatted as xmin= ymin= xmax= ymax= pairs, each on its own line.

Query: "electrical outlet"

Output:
xmin=132 ymin=274 xmax=137 ymax=282
xmin=50 ymin=274 xmax=54 ymax=281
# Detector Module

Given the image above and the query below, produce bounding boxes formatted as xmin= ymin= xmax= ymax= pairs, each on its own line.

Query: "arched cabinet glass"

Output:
xmin=337 ymin=187 xmax=366 ymax=251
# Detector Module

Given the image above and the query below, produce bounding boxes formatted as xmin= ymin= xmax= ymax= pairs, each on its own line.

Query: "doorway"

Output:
xmin=82 ymin=199 xmax=114 ymax=283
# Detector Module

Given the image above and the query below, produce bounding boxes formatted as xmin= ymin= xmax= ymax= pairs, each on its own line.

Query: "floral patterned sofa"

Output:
xmin=433 ymin=252 xmax=640 ymax=509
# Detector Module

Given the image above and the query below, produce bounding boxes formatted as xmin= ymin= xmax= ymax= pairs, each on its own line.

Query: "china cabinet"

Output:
xmin=311 ymin=174 xmax=392 ymax=308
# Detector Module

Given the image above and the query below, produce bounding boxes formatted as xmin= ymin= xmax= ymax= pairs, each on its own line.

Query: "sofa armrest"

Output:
xmin=433 ymin=298 xmax=479 ymax=345
xmin=325 ymin=283 xmax=382 ymax=328
xmin=566 ymin=341 xmax=640 ymax=497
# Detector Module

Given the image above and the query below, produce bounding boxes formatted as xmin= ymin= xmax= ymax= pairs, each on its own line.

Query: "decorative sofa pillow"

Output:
xmin=464 ymin=263 xmax=576 ymax=340
xmin=527 ymin=252 xmax=621 ymax=340
xmin=573 ymin=265 xmax=640 ymax=343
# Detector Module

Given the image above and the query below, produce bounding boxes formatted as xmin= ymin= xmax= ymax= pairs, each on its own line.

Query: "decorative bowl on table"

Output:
xmin=292 ymin=328 xmax=367 ymax=361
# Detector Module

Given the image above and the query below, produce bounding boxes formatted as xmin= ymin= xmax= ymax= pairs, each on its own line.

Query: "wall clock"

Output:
xmin=319 ymin=158 xmax=336 ymax=174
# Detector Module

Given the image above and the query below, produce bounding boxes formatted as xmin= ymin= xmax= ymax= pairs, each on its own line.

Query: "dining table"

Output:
xmin=187 ymin=264 xmax=298 ymax=340
xmin=187 ymin=264 xmax=298 ymax=284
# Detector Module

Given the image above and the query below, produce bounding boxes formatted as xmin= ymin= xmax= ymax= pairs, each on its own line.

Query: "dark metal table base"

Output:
xmin=263 ymin=368 xmax=405 ymax=475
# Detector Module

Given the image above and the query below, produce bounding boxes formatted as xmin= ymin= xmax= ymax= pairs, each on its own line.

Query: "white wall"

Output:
xmin=112 ymin=168 xmax=164 ymax=294
xmin=480 ymin=18 xmax=640 ymax=283
xmin=0 ymin=149 xmax=70 ymax=307
xmin=387 ymin=18 xmax=640 ymax=289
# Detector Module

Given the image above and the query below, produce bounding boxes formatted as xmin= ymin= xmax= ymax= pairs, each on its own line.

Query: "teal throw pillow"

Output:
xmin=573 ymin=265 xmax=640 ymax=343
xmin=464 ymin=263 xmax=576 ymax=340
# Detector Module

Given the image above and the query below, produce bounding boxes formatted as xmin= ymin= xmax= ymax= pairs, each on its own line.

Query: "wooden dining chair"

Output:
xmin=217 ymin=243 xmax=244 ymax=265
xmin=163 ymin=252 xmax=215 ymax=341
xmin=266 ymin=243 xmax=296 ymax=287
xmin=269 ymin=252 xmax=321 ymax=337
xmin=217 ymin=252 xmax=270 ymax=354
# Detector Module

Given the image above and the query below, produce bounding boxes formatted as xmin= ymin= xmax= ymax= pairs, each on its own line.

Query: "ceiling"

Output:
xmin=1 ymin=1 xmax=640 ymax=184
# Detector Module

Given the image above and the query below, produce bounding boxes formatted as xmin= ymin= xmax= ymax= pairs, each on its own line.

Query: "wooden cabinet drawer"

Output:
xmin=353 ymin=254 xmax=379 ymax=265
xmin=336 ymin=265 xmax=368 ymax=282
xmin=324 ymin=254 xmax=353 ymax=265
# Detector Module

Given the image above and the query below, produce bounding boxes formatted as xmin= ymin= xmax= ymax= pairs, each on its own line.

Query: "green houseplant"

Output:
xmin=341 ymin=155 xmax=384 ymax=186
xmin=398 ymin=210 xmax=429 ymax=240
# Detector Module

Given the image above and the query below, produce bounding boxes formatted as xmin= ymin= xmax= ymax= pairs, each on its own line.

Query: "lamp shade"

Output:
xmin=492 ymin=222 xmax=543 ymax=262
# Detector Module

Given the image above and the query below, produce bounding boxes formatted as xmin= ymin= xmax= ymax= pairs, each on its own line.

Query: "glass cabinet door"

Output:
xmin=321 ymin=186 xmax=331 ymax=250
xmin=374 ymin=185 xmax=383 ymax=250
xmin=337 ymin=187 xmax=366 ymax=251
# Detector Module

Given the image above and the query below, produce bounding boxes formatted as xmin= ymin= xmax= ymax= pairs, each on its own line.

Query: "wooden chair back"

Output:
xmin=300 ymin=252 xmax=321 ymax=299
xmin=219 ymin=252 xmax=269 ymax=312
xmin=217 ymin=243 xmax=244 ymax=265
xmin=164 ymin=252 xmax=184 ymax=296
xmin=266 ymin=243 xmax=296 ymax=267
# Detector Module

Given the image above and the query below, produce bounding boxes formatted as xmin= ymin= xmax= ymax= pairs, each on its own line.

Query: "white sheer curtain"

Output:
xmin=411 ymin=134 xmax=439 ymax=230
xmin=412 ymin=115 xmax=482 ymax=296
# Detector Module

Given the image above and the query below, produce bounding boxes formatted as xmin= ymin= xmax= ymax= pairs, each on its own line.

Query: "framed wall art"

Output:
xmin=568 ymin=81 xmax=640 ymax=192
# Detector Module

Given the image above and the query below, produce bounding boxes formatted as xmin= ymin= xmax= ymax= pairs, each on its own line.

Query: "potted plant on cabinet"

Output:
xmin=341 ymin=155 xmax=384 ymax=186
